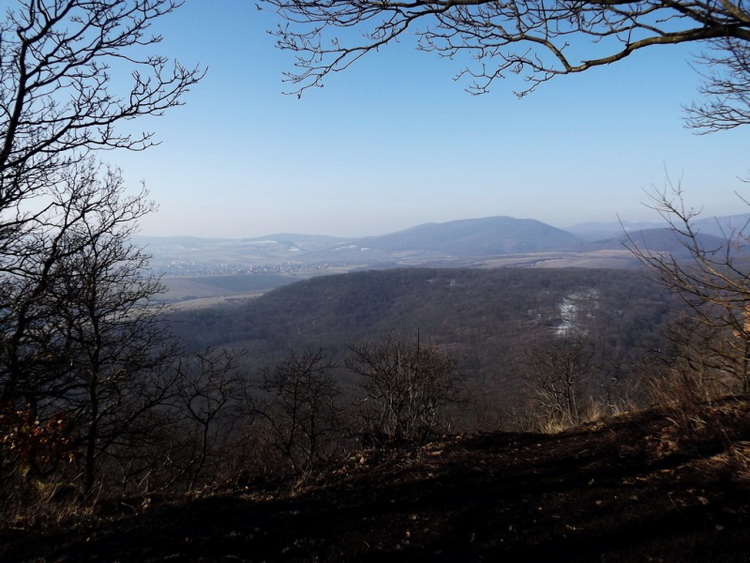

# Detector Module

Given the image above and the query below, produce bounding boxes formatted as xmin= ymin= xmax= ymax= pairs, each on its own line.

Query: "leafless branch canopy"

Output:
xmin=0 ymin=2 xmax=202 ymax=490
xmin=0 ymin=0 xmax=204 ymax=204
xmin=262 ymin=0 xmax=750 ymax=131
xmin=626 ymin=185 xmax=750 ymax=388
xmin=346 ymin=330 xmax=462 ymax=442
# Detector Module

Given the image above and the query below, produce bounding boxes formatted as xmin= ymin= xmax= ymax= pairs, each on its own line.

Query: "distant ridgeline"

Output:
xmin=168 ymin=267 xmax=677 ymax=410
xmin=142 ymin=214 xmax=750 ymax=276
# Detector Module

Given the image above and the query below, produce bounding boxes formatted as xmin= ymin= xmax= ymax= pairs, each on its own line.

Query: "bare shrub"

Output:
xmin=346 ymin=330 xmax=464 ymax=443
xmin=522 ymin=337 xmax=600 ymax=431
xmin=253 ymin=350 xmax=344 ymax=474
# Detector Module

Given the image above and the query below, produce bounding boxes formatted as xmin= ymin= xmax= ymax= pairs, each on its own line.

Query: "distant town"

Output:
xmin=155 ymin=260 xmax=340 ymax=277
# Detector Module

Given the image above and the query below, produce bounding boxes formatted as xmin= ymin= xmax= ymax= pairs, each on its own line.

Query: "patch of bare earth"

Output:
xmin=3 ymin=398 xmax=750 ymax=562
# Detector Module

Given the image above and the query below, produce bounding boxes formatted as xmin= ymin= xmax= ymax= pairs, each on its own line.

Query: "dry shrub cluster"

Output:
xmin=0 ymin=332 xmax=465 ymax=529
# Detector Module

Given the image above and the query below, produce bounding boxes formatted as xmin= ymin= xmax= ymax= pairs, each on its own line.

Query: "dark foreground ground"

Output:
xmin=3 ymin=399 xmax=750 ymax=562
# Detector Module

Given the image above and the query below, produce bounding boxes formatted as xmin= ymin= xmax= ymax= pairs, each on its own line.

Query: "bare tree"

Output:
xmin=686 ymin=37 xmax=750 ymax=132
xmin=0 ymin=1 xmax=202 ymax=495
xmin=627 ymin=185 xmax=750 ymax=393
xmin=0 ymin=0 xmax=202 ymax=402
xmin=0 ymin=159 xmax=181 ymax=491
xmin=262 ymin=0 xmax=750 ymax=131
xmin=0 ymin=1 xmax=202 ymax=289
xmin=523 ymin=336 xmax=599 ymax=428
xmin=0 ymin=1 xmax=203 ymax=178
xmin=176 ymin=349 xmax=244 ymax=492
xmin=346 ymin=330 xmax=463 ymax=443
xmin=254 ymin=349 xmax=342 ymax=473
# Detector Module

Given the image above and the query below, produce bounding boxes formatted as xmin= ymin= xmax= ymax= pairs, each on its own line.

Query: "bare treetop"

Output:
xmin=263 ymin=0 xmax=750 ymax=131
xmin=0 ymin=0 xmax=204 ymax=179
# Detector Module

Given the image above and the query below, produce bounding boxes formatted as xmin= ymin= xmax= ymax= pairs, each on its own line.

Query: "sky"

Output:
xmin=106 ymin=0 xmax=750 ymax=238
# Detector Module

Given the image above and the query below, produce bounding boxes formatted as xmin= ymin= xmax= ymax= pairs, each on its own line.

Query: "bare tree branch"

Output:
xmin=262 ymin=0 xmax=750 ymax=130
xmin=626 ymin=183 xmax=750 ymax=390
xmin=0 ymin=0 xmax=204 ymax=201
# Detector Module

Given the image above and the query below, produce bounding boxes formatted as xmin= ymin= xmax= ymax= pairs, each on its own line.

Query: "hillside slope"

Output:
xmin=169 ymin=267 xmax=676 ymax=410
xmin=5 ymin=398 xmax=750 ymax=562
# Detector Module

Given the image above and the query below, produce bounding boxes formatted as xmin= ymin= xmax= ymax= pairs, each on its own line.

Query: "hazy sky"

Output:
xmin=109 ymin=0 xmax=749 ymax=238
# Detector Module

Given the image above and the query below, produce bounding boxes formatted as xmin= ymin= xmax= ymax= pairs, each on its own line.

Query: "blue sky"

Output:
xmin=110 ymin=0 xmax=749 ymax=238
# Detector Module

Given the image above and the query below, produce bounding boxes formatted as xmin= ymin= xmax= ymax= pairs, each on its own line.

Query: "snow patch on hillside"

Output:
xmin=554 ymin=289 xmax=600 ymax=336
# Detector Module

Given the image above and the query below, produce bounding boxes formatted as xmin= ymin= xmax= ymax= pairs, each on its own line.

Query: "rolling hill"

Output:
xmin=168 ymin=267 xmax=677 ymax=413
xmin=591 ymin=227 xmax=729 ymax=256
xmin=355 ymin=216 xmax=585 ymax=255
xmin=142 ymin=213 xmax=749 ymax=279
xmin=141 ymin=216 xmax=588 ymax=270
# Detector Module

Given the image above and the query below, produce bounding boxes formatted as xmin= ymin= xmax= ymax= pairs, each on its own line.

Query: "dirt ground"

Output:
xmin=3 ymin=399 xmax=750 ymax=562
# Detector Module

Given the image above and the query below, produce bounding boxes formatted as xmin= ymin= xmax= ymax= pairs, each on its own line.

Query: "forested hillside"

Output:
xmin=169 ymin=267 xmax=677 ymax=417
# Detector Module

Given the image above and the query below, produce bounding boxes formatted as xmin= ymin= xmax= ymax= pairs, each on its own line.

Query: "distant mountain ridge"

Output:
xmin=567 ymin=213 xmax=750 ymax=241
xmin=138 ymin=215 xmax=591 ymax=268
xmin=358 ymin=216 xmax=584 ymax=255
xmin=592 ymin=227 xmax=728 ymax=255
xmin=137 ymin=213 xmax=749 ymax=272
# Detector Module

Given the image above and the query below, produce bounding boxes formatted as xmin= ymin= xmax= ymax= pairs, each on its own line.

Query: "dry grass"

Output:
xmin=5 ymin=398 xmax=750 ymax=562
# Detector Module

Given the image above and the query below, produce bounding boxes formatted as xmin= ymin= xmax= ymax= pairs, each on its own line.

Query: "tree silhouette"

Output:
xmin=263 ymin=0 xmax=750 ymax=131
xmin=0 ymin=1 xmax=202 ymax=494
xmin=346 ymin=330 xmax=463 ymax=442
